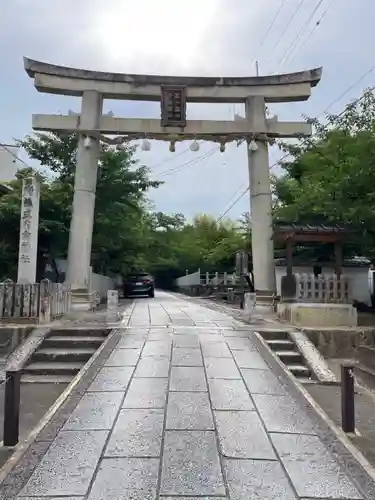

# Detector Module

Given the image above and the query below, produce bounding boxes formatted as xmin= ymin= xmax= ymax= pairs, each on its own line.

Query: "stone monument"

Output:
xmin=23 ymin=58 xmax=322 ymax=310
xmin=17 ymin=177 xmax=40 ymax=284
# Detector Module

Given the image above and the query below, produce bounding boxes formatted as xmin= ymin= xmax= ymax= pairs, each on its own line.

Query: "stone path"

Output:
xmin=10 ymin=292 xmax=373 ymax=499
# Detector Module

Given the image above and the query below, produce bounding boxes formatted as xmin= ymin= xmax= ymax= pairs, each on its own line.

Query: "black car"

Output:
xmin=123 ymin=272 xmax=155 ymax=298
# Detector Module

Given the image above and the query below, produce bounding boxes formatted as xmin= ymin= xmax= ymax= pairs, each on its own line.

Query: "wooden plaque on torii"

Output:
xmin=160 ymin=85 xmax=187 ymax=128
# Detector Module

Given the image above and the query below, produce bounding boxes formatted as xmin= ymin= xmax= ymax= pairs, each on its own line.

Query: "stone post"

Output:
xmin=66 ymin=90 xmax=103 ymax=308
xmin=17 ymin=177 xmax=40 ymax=284
xmin=245 ymin=96 xmax=276 ymax=309
xmin=107 ymin=290 xmax=119 ymax=324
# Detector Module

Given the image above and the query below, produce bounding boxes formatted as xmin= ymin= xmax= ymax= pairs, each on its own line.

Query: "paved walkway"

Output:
xmin=8 ymin=292 xmax=374 ymax=499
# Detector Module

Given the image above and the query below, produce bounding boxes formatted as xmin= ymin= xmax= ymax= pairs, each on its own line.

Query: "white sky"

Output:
xmin=0 ymin=0 xmax=374 ymax=219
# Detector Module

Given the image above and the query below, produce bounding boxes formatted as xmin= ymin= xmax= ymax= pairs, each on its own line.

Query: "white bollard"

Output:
xmin=107 ymin=290 xmax=119 ymax=323
xmin=243 ymin=292 xmax=256 ymax=322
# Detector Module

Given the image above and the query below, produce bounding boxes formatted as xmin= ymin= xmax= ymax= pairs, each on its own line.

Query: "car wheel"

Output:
xmin=149 ymin=290 xmax=155 ymax=298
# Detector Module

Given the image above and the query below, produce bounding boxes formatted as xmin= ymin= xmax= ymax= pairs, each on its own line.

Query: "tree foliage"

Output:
xmin=273 ymin=88 xmax=375 ymax=259
xmin=0 ymin=132 xmax=249 ymax=283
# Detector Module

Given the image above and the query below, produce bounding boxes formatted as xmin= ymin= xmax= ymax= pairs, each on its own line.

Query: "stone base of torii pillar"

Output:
xmin=70 ymin=289 xmax=97 ymax=311
xmin=253 ymin=290 xmax=277 ymax=315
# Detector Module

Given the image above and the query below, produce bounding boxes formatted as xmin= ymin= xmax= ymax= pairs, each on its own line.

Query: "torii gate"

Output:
xmin=24 ymin=58 xmax=322 ymax=310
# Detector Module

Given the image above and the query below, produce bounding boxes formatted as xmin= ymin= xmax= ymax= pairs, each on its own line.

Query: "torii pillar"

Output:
xmin=245 ymin=96 xmax=276 ymax=310
xmin=66 ymin=90 xmax=102 ymax=308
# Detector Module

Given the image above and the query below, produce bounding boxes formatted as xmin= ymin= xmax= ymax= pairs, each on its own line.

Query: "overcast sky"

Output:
xmin=0 ymin=0 xmax=373 ymax=220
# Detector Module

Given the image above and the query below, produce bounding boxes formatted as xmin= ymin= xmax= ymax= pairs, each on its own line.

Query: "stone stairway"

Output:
xmin=22 ymin=327 xmax=109 ymax=383
xmin=354 ymin=344 xmax=375 ymax=387
xmin=259 ymin=330 xmax=318 ymax=383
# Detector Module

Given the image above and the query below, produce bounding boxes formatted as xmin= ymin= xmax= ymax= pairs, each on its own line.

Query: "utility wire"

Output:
xmin=156 ymin=148 xmax=217 ymax=177
xmin=217 ymin=186 xmax=250 ymax=223
xmin=286 ymin=0 xmax=334 ymax=66
xmin=252 ymin=0 xmax=288 ymax=65
xmin=0 ymin=142 xmax=29 ymax=168
xmin=323 ymin=67 xmax=375 ymax=114
xmin=148 ymin=145 xmax=192 ymax=169
xmin=264 ymin=0 xmax=307 ymax=67
xmin=278 ymin=0 xmax=326 ymax=68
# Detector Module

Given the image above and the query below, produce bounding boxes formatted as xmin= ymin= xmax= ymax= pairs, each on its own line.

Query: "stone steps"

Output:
xmin=288 ymin=364 xmax=310 ymax=377
xmin=22 ymin=374 xmax=73 ymax=384
xmin=21 ymin=328 xmax=106 ymax=383
xmin=33 ymin=347 xmax=96 ymax=363
xmin=257 ymin=330 xmax=289 ymax=341
xmin=50 ymin=328 xmax=109 ymax=338
xmin=44 ymin=336 xmax=104 ymax=349
xmin=260 ymin=330 xmax=316 ymax=383
xmin=266 ymin=339 xmax=294 ymax=351
xmin=358 ymin=345 xmax=375 ymax=371
xmin=275 ymin=350 xmax=304 ymax=365
xmin=296 ymin=377 xmax=318 ymax=384
xmin=24 ymin=361 xmax=84 ymax=376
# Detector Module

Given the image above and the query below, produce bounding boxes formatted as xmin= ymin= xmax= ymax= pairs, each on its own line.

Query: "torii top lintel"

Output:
xmin=23 ymin=57 xmax=323 ymax=104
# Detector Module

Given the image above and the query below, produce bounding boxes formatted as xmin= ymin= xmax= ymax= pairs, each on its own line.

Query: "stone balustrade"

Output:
xmin=295 ymin=273 xmax=350 ymax=303
xmin=0 ymin=279 xmax=71 ymax=323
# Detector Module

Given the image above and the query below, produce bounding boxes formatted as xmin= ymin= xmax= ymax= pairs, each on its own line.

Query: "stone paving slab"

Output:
xmin=215 ymin=410 xmax=276 ymax=459
xmin=252 ymin=393 xmax=318 ymax=435
xmin=241 ymin=367 xmax=288 ymax=395
xmin=104 ymin=408 xmax=164 ymax=458
xmin=166 ymin=392 xmax=214 ymax=430
xmin=271 ymin=433 xmax=363 ymax=499
xmin=170 ymin=366 xmax=207 ymax=391
xmin=172 ymin=347 xmax=203 ymax=366
xmin=160 ymin=430 xmax=225 ymax=496
xmin=224 ymin=459 xmax=297 ymax=500
xmin=201 ymin=341 xmax=232 ymax=357
xmin=20 ymin=430 xmax=108 ymax=497
xmin=62 ymin=392 xmax=123 ymax=431
xmin=87 ymin=366 xmax=134 ymax=391
xmin=208 ymin=378 xmax=255 ymax=410
xmin=88 ymin=457 xmax=159 ymax=500
xmin=6 ymin=292 xmax=374 ymax=499
xmin=104 ymin=347 xmax=141 ymax=366
xmin=122 ymin=377 xmax=168 ymax=409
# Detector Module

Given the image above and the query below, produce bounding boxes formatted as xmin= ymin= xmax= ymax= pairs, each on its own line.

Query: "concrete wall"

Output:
xmin=55 ymin=259 xmax=118 ymax=300
xmin=275 ymin=266 xmax=371 ymax=306
xmin=175 ymin=270 xmax=201 ymax=287
xmin=89 ymin=272 xmax=116 ymax=300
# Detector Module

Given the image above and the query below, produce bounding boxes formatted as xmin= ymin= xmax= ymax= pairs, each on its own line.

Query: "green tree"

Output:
xmin=0 ymin=167 xmax=71 ymax=279
xmin=16 ymin=133 xmax=160 ymax=275
xmin=273 ymin=88 xmax=375 ymax=259
xmin=0 ymin=132 xmax=250 ymax=284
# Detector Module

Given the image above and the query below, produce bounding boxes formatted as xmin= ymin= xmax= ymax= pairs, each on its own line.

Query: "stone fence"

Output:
xmin=175 ymin=271 xmax=244 ymax=301
xmin=0 ymin=279 xmax=71 ymax=323
xmin=175 ymin=271 xmax=239 ymax=289
xmin=295 ymin=273 xmax=350 ymax=303
xmin=176 ymin=270 xmax=351 ymax=304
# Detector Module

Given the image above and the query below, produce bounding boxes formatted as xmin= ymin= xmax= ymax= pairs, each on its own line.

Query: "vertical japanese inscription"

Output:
xmin=17 ymin=178 xmax=40 ymax=283
xmin=161 ymin=85 xmax=187 ymax=127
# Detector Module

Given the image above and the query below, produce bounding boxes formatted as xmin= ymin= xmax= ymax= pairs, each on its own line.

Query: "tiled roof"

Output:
xmin=274 ymin=222 xmax=353 ymax=234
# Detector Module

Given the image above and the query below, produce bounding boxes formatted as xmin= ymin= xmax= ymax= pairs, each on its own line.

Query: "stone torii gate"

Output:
xmin=24 ymin=58 xmax=322 ymax=310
